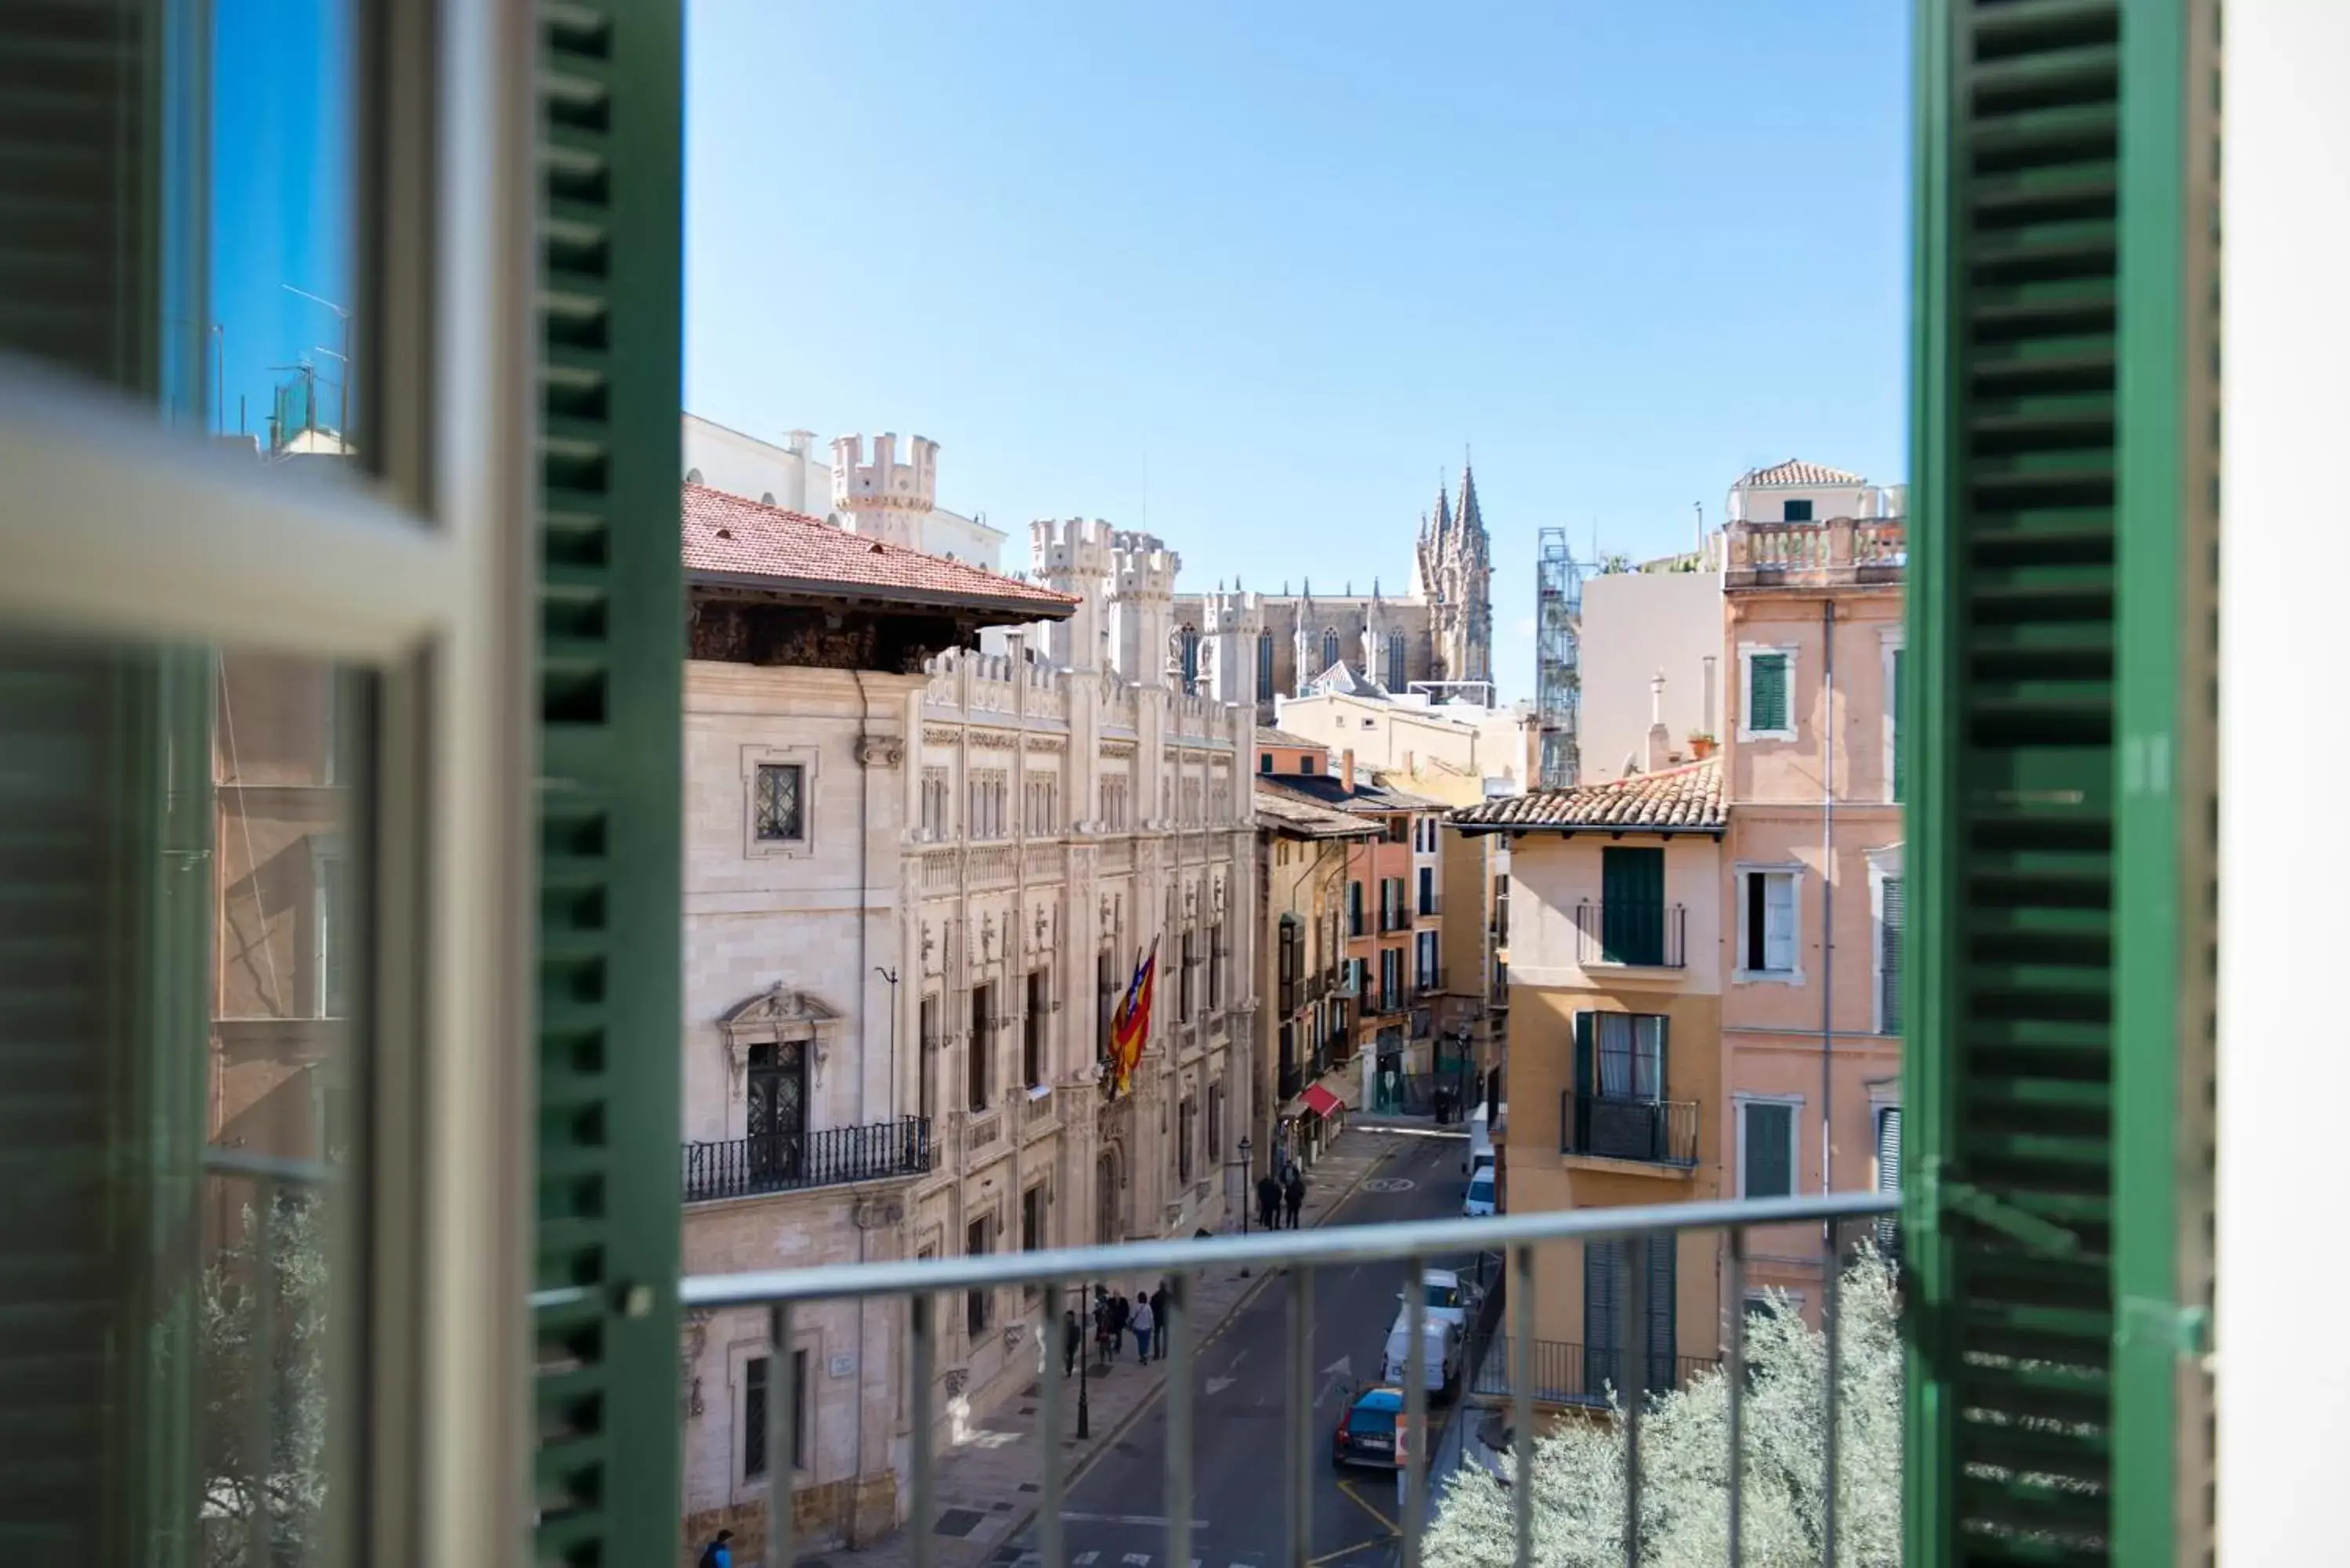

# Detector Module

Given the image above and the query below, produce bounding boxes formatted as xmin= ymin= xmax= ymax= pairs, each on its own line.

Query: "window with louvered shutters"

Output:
xmin=1909 ymin=2 xmax=2218 ymax=1561
xmin=1745 ymin=651 xmax=1790 ymax=732
xmin=1878 ymin=874 xmax=1904 ymax=1034
xmin=1257 ymin=630 xmax=1274 ymax=699
xmin=1875 ymin=1107 xmax=1903 ymax=1255
xmin=1743 ymin=1101 xmax=1795 ymax=1199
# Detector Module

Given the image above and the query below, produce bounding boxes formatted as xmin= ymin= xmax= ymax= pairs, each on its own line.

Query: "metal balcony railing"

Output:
xmin=1415 ymin=966 xmax=1448 ymax=995
xmin=1560 ymin=1090 xmax=1701 ymax=1167
xmin=1468 ymin=1335 xmax=1718 ymax=1404
xmin=1573 ymin=899 xmax=1689 ymax=969
xmin=1419 ymin=891 xmax=1441 ymax=916
xmin=681 ymin=1116 xmax=933 ymax=1202
xmin=673 ymin=1190 xmax=1898 ymax=1568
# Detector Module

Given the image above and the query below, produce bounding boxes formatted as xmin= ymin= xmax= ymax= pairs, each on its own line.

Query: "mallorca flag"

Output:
xmin=1108 ymin=939 xmax=1159 ymax=1099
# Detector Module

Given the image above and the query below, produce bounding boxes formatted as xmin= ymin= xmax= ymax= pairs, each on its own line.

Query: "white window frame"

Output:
xmin=1868 ymin=844 xmax=1906 ymax=1034
xmin=743 ymin=744 xmax=817 ymax=859
xmin=1734 ymin=862 xmax=1806 ymax=985
xmin=1733 ymin=1093 xmax=1805 ymax=1200
xmin=1879 ymin=626 xmax=1906 ymax=804
xmin=1737 ymin=641 xmax=1799 ymax=742
xmin=0 ymin=7 xmax=539 ymax=1545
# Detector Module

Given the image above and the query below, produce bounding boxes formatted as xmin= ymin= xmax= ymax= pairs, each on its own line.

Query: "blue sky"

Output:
xmin=209 ymin=0 xmax=353 ymax=448
xmin=687 ymin=1 xmax=1911 ymax=700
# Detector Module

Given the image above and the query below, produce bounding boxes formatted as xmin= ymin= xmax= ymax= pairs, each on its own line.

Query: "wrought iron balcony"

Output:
xmin=1415 ymin=966 xmax=1448 ymax=995
xmin=1573 ymin=898 xmax=1688 ymax=969
xmin=1468 ymin=1335 xmax=1718 ymax=1405
xmin=682 ymin=1116 xmax=933 ymax=1203
xmin=1560 ymin=1090 xmax=1700 ymax=1167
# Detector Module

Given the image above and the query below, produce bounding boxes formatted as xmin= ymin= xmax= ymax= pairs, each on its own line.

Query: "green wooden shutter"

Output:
xmin=530 ymin=2 xmax=686 ymax=1563
xmin=1891 ymin=646 xmax=1907 ymax=801
xmin=1600 ymin=846 xmax=1665 ymax=966
xmin=1744 ymin=1102 xmax=1793 ymax=1200
xmin=1747 ymin=652 xmax=1789 ymax=732
xmin=0 ymin=11 xmax=207 ymax=1559
xmin=1907 ymin=3 xmax=2218 ymax=1563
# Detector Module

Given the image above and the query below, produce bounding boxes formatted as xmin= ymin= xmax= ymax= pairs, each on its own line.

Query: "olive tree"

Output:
xmin=1426 ymin=1248 xmax=1903 ymax=1568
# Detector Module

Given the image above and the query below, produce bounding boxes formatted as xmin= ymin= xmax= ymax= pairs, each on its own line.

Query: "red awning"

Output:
xmin=1301 ymin=1083 xmax=1346 ymax=1120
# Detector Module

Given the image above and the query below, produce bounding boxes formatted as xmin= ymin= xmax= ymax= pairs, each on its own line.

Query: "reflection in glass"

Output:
xmin=208 ymin=1 xmax=357 ymax=464
xmin=0 ymin=634 xmax=364 ymax=1568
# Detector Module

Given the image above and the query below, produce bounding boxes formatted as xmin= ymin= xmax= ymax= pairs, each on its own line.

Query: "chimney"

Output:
xmin=1340 ymin=748 xmax=1356 ymax=793
xmin=1644 ymin=670 xmax=1672 ymax=774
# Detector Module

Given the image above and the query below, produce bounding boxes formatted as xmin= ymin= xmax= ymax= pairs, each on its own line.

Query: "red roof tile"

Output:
xmin=682 ymin=483 xmax=1076 ymax=617
xmin=1739 ymin=459 xmax=1866 ymax=488
xmin=1449 ymin=757 xmax=1724 ymax=833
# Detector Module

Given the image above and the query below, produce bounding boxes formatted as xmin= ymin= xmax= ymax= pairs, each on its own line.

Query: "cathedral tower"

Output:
xmin=832 ymin=432 xmax=937 ymax=549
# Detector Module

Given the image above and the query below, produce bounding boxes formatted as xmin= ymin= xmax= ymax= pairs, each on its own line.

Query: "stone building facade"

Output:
xmin=1173 ymin=466 xmax=1496 ymax=723
xmin=674 ymin=473 xmax=1253 ymax=1558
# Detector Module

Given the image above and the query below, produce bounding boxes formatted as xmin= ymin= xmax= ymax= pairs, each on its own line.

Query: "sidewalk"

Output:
xmin=804 ymin=1127 xmax=1397 ymax=1568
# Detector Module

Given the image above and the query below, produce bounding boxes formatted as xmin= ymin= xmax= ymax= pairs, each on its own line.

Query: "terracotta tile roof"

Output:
xmin=1448 ymin=757 xmax=1724 ymax=834
xmin=1260 ymin=775 xmax=1449 ymax=817
xmin=1256 ymin=726 xmax=1325 ymax=749
xmin=682 ymin=483 xmax=1077 ymax=618
xmin=1254 ymin=781 xmax=1381 ymax=839
xmin=1739 ymin=459 xmax=1866 ymax=489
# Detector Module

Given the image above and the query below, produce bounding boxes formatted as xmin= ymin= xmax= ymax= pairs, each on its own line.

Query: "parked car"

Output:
xmin=1381 ymin=1311 xmax=1462 ymax=1394
xmin=1463 ymin=1169 xmax=1497 ymax=1216
xmin=1331 ymin=1384 xmax=1406 ymax=1470
xmin=1397 ymin=1266 xmax=1483 ymax=1335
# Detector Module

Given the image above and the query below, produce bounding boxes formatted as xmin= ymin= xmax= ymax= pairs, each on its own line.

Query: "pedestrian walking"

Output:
xmin=1107 ymin=1289 xmax=1130 ymax=1360
xmin=696 ymin=1530 xmax=734 ymax=1568
xmin=1283 ymin=1166 xmax=1306 ymax=1229
xmin=1256 ymin=1172 xmax=1281 ymax=1231
xmin=1150 ymin=1281 xmax=1172 ymax=1362
xmin=1063 ymin=1308 xmax=1083 ymax=1378
xmin=1093 ymin=1286 xmax=1116 ymax=1367
xmin=1130 ymin=1292 xmax=1155 ymax=1362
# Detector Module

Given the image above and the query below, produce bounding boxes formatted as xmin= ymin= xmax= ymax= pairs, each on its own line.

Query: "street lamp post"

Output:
xmin=1071 ymin=1283 xmax=1092 ymax=1440
xmin=1237 ymin=1134 xmax=1253 ymax=1235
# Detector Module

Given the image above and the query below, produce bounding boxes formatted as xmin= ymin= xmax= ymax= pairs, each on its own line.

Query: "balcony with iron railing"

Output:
xmin=1560 ymin=1089 xmax=1700 ymax=1169
xmin=677 ymin=1190 xmax=1898 ymax=1568
xmin=1573 ymin=899 xmax=1688 ymax=970
xmin=681 ymin=1116 xmax=934 ymax=1203
xmin=1415 ymin=966 xmax=1448 ymax=995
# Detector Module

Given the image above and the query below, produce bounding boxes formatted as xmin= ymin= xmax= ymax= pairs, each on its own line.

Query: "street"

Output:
xmin=998 ymin=1127 xmax=1485 ymax=1568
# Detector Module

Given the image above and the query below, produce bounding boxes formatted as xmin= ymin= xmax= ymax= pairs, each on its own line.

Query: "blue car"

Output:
xmin=1331 ymin=1384 xmax=1405 ymax=1470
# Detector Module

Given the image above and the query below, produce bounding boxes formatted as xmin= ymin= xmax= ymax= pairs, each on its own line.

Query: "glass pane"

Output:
xmin=208 ymin=2 xmax=362 ymax=470
xmin=0 ymin=633 xmax=367 ymax=1568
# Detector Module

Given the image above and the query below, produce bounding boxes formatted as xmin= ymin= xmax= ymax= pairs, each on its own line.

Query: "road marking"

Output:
xmin=1335 ymin=1479 xmax=1401 ymax=1536
xmin=1204 ymin=1375 xmax=1236 ymax=1396
xmin=1321 ymin=1354 xmax=1353 ymax=1378
xmin=1361 ymin=1176 xmax=1416 ymax=1192
xmin=1074 ymin=1555 xmax=1097 ymax=1566
xmin=1061 ymin=1513 xmax=1213 ymax=1528
xmin=1307 ymin=1541 xmax=1394 ymax=1566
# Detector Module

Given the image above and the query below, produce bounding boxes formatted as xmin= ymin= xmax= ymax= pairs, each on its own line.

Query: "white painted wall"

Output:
xmin=682 ymin=414 xmax=1009 ymax=568
xmin=1577 ymin=570 xmax=1724 ymax=782
xmin=1726 ymin=479 xmax=1889 ymax=523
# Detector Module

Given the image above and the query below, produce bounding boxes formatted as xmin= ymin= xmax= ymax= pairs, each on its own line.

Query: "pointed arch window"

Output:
xmin=1179 ymin=623 xmax=1200 ymax=691
xmin=1256 ymin=630 xmax=1274 ymax=699
xmin=1321 ymin=628 xmax=1340 ymax=670
xmin=1386 ymin=630 xmax=1406 ymax=689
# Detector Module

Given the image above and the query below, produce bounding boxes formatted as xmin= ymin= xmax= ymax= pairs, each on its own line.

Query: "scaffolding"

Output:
xmin=1535 ymin=527 xmax=1584 ymax=788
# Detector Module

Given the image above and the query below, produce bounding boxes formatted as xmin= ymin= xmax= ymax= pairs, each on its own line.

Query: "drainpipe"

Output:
xmin=1820 ymin=601 xmax=1835 ymax=1200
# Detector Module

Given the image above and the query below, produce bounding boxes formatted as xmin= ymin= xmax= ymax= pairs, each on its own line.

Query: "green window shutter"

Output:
xmin=1907 ymin=4 xmax=2217 ymax=1564
xmin=1747 ymin=652 xmax=1788 ymax=732
xmin=1743 ymin=1102 xmax=1792 ymax=1199
xmin=1599 ymin=845 xmax=1665 ymax=966
xmin=1891 ymin=646 xmax=1907 ymax=801
xmin=1880 ymin=876 xmax=1904 ymax=1034
xmin=1571 ymin=1010 xmax=1593 ymax=1098
xmin=530 ymin=2 xmax=686 ymax=1564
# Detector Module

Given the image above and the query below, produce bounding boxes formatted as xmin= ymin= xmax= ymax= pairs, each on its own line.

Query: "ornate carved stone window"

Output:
xmin=717 ymin=985 xmax=841 ymax=1136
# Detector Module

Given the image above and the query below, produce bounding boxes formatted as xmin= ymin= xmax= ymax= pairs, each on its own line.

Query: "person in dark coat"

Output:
xmin=1256 ymin=1172 xmax=1281 ymax=1230
xmin=1093 ymin=1285 xmax=1117 ymax=1367
xmin=1063 ymin=1308 xmax=1083 ymax=1378
xmin=1106 ymin=1289 xmax=1130 ymax=1360
xmin=697 ymin=1530 xmax=735 ymax=1568
xmin=1149 ymin=1281 xmax=1172 ymax=1362
xmin=1282 ymin=1166 xmax=1306 ymax=1229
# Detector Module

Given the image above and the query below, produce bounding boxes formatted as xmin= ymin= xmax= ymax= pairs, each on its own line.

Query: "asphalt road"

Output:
xmin=1005 ymin=1127 xmax=1488 ymax=1568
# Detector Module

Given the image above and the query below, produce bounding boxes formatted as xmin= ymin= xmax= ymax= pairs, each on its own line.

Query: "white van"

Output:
xmin=1462 ymin=1168 xmax=1497 ymax=1217
xmin=1465 ymin=1104 xmax=1495 ymax=1179
xmin=1397 ymin=1266 xmax=1483 ymax=1335
xmin=1381 ymin=1312 xmax=1461 ymax=1393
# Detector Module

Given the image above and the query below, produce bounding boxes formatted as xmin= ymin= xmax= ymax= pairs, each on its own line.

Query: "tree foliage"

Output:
xmin=198 ymin=1193 xmax=334 ymax=1566
xmin=1426 ymin=1248 xmax=1903 ymax=1568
